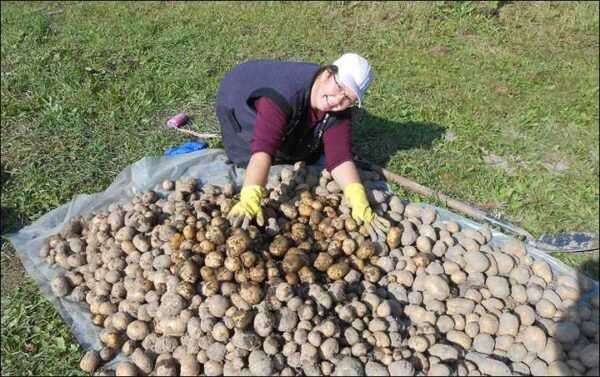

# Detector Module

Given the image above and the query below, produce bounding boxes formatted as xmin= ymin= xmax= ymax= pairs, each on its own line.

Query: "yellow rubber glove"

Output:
xmin=227 ymin=185 xmax=267 ymax=229
xmin=344 ymin=182 xmax=375 ymax=223
xmin=344 ymin=182 xmax=391 ymax=241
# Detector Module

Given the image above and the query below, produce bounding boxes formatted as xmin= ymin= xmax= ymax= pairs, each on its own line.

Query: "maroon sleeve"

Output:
xmin=250 ymin=96 xmax=289 ymax=158
xmin=323 ymin=119 xmax=353 ymax=172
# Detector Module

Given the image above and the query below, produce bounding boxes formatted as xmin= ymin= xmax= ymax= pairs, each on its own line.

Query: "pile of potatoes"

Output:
xmin=40 ymin=162 xmax=599 ymax=376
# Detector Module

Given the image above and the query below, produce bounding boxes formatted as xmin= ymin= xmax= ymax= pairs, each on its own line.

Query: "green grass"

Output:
xmin=1 ymin=1 xmax=598 ymax=374
xmin=1 ymin=1 xmax=598 ymax=235
xmin=0 ymin=279 xmax=84 ymax=376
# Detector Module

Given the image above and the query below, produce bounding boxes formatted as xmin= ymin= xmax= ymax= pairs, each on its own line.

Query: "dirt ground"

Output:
xmin=0 ymin=242 xmax=26 ymax=311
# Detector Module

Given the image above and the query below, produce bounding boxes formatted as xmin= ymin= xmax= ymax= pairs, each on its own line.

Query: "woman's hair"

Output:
xmin=316 ymin=64 xmax=338 ymax=77
xmin=309 ymin=64 xmax=337 ymax=91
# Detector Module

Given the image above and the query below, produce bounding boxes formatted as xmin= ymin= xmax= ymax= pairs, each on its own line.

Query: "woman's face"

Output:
xmin=311 ymin=70 xmax=358 ymax=112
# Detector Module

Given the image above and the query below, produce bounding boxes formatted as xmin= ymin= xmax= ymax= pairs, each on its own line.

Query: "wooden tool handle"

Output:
xmin=357 ymin=156 xmax=534 ymax=240
xmin=377 ymin=167 xmax=489 ymax=221
xmin=174 ymin=127 xmax=221 ymax=139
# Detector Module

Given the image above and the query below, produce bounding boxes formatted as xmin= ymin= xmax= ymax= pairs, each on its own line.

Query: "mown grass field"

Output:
xmin=1 ymin=1 xmax=598 ymax=375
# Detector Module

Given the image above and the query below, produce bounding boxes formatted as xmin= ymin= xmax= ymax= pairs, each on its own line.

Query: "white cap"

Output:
xmin=332 ymin=53 xmax=374 ymax=107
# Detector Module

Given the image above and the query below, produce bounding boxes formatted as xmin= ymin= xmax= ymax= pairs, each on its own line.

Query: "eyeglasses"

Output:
xmin=332 ymin=73 xmax=357 ymax=108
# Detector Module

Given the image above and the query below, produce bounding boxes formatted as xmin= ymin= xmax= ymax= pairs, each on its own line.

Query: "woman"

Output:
xmin=216 ymin=53 xmax=389 ymax=238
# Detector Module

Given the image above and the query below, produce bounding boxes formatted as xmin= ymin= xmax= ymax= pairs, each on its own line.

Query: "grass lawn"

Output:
xmin=1 ymin=1 xmax=598 ymax=374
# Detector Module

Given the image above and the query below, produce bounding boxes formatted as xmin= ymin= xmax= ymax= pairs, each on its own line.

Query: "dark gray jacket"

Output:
xmin=216 ymin=60 xmax=351 ymax=167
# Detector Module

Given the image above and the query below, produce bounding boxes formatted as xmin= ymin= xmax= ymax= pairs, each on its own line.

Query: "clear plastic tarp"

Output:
xmin=5 ymin=148 xmax=598 ymax=362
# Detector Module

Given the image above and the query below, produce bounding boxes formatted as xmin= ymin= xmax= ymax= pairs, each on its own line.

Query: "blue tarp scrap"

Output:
xmin=164 ymin=140 xmax=208 ymax=156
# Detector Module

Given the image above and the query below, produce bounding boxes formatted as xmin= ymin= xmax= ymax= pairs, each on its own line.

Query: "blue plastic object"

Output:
xmin=164 ymin=140 xmax=208 ymax=156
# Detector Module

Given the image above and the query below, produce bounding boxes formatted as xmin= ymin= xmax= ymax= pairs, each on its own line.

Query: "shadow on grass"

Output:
xmin=351 ymin=109 xmax=446 ymax=167
xmin=578 ymin=254 xmax=600 ymax=281
xmin=1 ymin=163 xmax=28 ymax=237
xmin=552 ymin=251 xmax=600 ymax=282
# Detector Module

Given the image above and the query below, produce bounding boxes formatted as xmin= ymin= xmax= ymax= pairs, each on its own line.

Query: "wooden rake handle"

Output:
xmin=355 ymin=155 xmax=535 ymax=241
xmin=172 ymin=127 xmax=221 ymax=139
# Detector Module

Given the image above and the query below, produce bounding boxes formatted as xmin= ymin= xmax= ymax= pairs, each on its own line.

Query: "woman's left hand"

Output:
xmin=365 ymin=214 xmax=391 ymax=242
xmin=343 ymin=182 xmax=391 ymax=241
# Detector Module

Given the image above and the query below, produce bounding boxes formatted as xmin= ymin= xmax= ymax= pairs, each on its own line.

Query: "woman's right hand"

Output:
xmin=228 ymin=151 xmax=272 ymax=228
xmin=227 ymin=185 xmax=267 ymax=229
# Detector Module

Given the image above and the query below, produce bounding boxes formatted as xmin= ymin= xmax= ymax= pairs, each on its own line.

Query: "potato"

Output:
xmin=313 ymin=252 xmax=334 ymax=272
xmin=407 ymin=335 xmax=428 ymax=352
xmin=511 ymin=265 xmax=531 ymax=285
xmin=536 ymin=299 xmax=557 ymax=319
xmin=401 ymin=222 xmax=418 ymax=246
xmin=502 ymin=239 xmax=526 ymax=257
xmin=129 ymin=348 xmax=153 ymax=374
xmin=155 ymin=356 xmax=178 ymax=376
xmin=465 ymin=351 xmax=511 ymax=375
xmin=579 ymin=343 xmax=600 ymax=368
xmin=388 ymin=196 xmax=404 ymax=213
xmin=402 ymin=203 xmax=420 ymax=219
xmin=447 ymin=329 xmax=473 ymax=349
xmin=532 ymin=259 xmax=553 ymax=284
xmin=100 ymin=329 xmax=122 ymax=348
xmin=421 ymin=207 xmax=436 ymax=225
xmin=388 ymin=360 xmax=415 ymax=376
xmin=280 ymin=203 xmax=298 ymax=220
xmin=253 ymin=311 xmax=274 ymax=337
xmin=497 ymin=312 xmax=520 ymax=337
xmin=485 ymin=276 xmax=510 ymax=299
xmin=157 ymin=317 xmax=186 ymax=337
xmin=178 ymin=260 xmax=199 ymax=283
xmin=226 ymin=231 xmax=251 ymax=257
xmin=512 ymin=304 xmax=535 ymax=326
xmin=415 ymin=236 xmax=432 ymax=253
xmin=523 ymin=325 xmax=547 ymax=354
xmin=429 ymin=343 xmax=459 ymax=361
xmin=327 ymin=262 xmax=350 ymax=281
xmin=126 ymin=320 xmax=149 ymax=341
xmin=132 ymin=234 xmax=150 ymax=252
xmin=554 ymin=321 xmax=580 ymax=343
xmin=473 ymin=334 xmax=494 ymax=354
xmin=110 ymin=312 xmax=131 ymax=331
xmin=115 ymin=361 xmax=138 ymax=376
xmin=51 ymin=275 xmax=72 ymax=297
xmin=205 ymin=251 xmax=224 ymax=269
xmin=290 ymin=223 xmax=308 ymax=242
xmin=80 ymin=350 xmax=101 ymax=373
xmin=478 ymin=313 xmax=499 ymax=335
xmin=239 ymin=283 xmax=263 ymax=305
xmin=362 ymin=265 xmax=381 ymax=283
xmin=179 ymin=353 xmax=201 ymax=376
xmin=446 ymin=298 xmax=475 ymax=316
xmin=435 ymin=315 xmax=454 ymax=334
xmin=282 ymin=252 xmax=306 ymax=274
xmin=463 ymin=251 xmax=490 ymax=273
xmin=205 ymin=294 xmax=229 ymax=318
xmin=386 ymin=227 xmax=402 ymax=249
xmin=298 ymin=266 xmax=316 ymax=284
xmin=269 ymin=235 xmax=292 ymax=257
xmin=248 ymin=350 xmax=274 ymax=375
xmin=423 ymin=274 xmax=450 ymax=301
xmin=413 ymin=253 xmax=431 ymax=268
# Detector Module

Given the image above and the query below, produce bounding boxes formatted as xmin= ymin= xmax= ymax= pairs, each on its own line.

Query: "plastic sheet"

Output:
xmin=5 ymin=148 xmax=598 ymax=361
